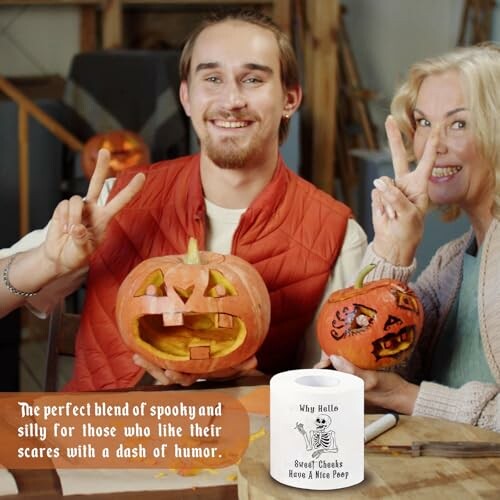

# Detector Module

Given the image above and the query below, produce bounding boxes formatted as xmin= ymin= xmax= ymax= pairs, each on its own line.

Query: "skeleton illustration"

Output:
xmin=295 ymin=413 xmax=338 ymax=458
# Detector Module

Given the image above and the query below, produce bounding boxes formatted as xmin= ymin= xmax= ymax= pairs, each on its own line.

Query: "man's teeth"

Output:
xmin=214 ymin=120 xmax=248 ymax=128
xmin=432 ymin=166 xmax=462 ymax=177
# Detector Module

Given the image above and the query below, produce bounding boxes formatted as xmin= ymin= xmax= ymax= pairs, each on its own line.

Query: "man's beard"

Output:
xmin=204 ymin=134 xmax=258 ymax=170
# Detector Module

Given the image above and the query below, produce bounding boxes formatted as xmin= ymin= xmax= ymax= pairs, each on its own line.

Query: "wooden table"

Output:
xmin=239 ymin=415 xmax=500 ymax=499
xmin=3 ymin=378 xmax=500 ymax=499
xmin=6 ymin=470 xmax=236 ymax=500
xmin=2 ymin=377 xmax=264 ymax=500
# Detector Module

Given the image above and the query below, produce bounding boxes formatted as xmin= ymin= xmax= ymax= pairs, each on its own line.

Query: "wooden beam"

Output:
xmin=0 ymin=76 xmax=84 ymax=235
xmin=303 ymin=0 xmax=340 ymax=195
xmin=1 ymin=0 xmax=272 ymax=5
xmin=0 ymin=76 xmax=84 ymax=151
xmin=339 ymin=17 xmax=378 ymax=150
xmin=121 ymin=0 xmax=270 ymax=4
xmin=102 ymin=0 xmax=123 ymax=49
xmin=18 ymin=107 xmax=29 ymax=236
xmin=80 ymin=5 xmax=97 ymax=52
xmin=272 ymin=0 xmax=291 ymax=36
xmin=0 ymin=1 xmax=100 ymax=5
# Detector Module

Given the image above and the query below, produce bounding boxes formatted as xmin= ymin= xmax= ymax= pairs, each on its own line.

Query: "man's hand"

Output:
xmin=329 ymin=354 xmax=419 ymax=415
xmin=313 ymin=351 xmax=331 ymax=369
xmin=132 ymin=354 xmax=260 ymax=387
xmin=43 ymin=149 xmax=145 ymax=275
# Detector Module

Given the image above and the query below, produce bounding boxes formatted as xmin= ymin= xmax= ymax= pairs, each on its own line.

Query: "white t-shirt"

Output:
xmin=204 ymin=199 xmax=367 ymax=366
xmin=1 ymin=180 xmax=367 ymax=366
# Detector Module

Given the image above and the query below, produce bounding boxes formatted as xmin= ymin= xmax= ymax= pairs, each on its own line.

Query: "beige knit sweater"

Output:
xmin=362 ymin=218 xmax=500 ymax=432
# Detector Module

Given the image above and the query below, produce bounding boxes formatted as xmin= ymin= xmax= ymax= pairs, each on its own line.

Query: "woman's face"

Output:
xmin=412 ymin=70 xmax=494 ymax=215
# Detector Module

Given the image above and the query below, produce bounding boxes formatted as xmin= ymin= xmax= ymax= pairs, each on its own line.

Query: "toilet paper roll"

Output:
xmin=270 ymin=369 xmax=364 ymax=490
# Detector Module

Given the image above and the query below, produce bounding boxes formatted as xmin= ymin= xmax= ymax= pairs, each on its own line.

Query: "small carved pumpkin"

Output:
xmin=316 ymin=264 xmax=423 ymax=370
xmin=116 ymin=238 xmax=271 ymax=374
xmin=82 ymin=130 xmax=150 ymax=179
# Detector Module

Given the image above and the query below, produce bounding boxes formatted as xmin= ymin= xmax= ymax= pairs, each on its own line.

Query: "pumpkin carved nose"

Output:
xmin=174 ymin=285 xmax=195 ymax=303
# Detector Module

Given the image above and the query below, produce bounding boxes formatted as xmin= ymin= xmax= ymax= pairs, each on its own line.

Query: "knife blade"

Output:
xmin=365 ymin=441 xmax=500 ymax=458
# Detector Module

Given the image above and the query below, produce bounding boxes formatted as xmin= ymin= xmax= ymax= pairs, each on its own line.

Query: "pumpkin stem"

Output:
xmin=354 ymin=263 xmax=376 ymax=288
xmin=184 ymin=237 xmax=201 ymax=265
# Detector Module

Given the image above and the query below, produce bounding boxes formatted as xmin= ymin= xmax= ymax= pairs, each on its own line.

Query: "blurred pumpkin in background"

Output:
xmin=82 ymin=130 xmax=150 ymax=179
xmin=316 ymin=264 xmax=424 ymax=370
xmin=116 ymin=238 xmax=271 ymax=374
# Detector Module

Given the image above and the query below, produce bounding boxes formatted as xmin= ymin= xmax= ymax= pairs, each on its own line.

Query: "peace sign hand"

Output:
xmin=371 ymin=116 xmax=439 ymax=266
xmin=43 ymin=149 xmax=145 ymax=276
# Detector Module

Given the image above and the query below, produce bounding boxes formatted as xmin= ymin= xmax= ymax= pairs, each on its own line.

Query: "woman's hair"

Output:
xmin=391 ymin=44 xmax=500 ymax=219
xmin=179 ymin=9 xmax=299 ymax=144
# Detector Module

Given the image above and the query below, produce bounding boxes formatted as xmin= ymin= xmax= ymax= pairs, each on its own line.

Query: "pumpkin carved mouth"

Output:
xmin=136 ymin=313 xmax=247 ymax=361
xmin=371 ymin=326 xmax=415 ymax=361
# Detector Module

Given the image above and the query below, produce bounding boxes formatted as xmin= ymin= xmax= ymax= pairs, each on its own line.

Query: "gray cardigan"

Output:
xmin=362 ymin=218 xmax=500 ymax=432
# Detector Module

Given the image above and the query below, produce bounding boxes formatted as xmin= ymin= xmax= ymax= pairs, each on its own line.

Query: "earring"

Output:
xmin=284 ymin=113 xmax=290 ymax=119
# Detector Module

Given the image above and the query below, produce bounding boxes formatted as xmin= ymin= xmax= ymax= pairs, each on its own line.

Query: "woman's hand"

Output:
xmin=371 ymin=116 xmax=439 ymax=266
xmin=132 ymin=354 xmax=260 ymax=387
xmin=42 ymin=149 xmax=145 ymax=275
xmin=330 ymin=354 xmax=419 ymax=415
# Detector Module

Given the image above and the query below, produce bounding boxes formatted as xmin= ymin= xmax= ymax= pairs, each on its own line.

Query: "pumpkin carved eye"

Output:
xmin=392 ymin=288 xmax=420 ymax=312
xmin=134 ymin=269 xmax=167 ymax=297
xmin=205 ymin=269 xmax=237 ymax=298
xmin=123 ymin=138 xmax=139 ymax=151
xmin=330 ymin=304 xmax=376 ymax=340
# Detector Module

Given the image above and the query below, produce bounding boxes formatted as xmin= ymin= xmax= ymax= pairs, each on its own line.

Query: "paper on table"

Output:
xmin=58 ymin=466 xmax=239 ymax=496
xmin=0 ymin=466 xmax=18 ymax=496
xmin=237 ymin=386 xmax=270 ymax=416
xmin=56 ymin=389 xmax=269 ymax=496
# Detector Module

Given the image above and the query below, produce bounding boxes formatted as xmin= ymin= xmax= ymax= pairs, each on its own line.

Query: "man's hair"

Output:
xmin=179 ymin=8 xmax=299 ymax=144
xmin=391 ymin=43 xmax=500 ymax=219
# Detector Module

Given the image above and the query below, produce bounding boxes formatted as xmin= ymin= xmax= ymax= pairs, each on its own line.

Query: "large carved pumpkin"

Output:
xmin=116 ymin=238 xmax=271 ymax=374
xmin=316 ymin=264 xmax=423 ymax=370
xmin=82 ymin=130 xmax=150 ymax=179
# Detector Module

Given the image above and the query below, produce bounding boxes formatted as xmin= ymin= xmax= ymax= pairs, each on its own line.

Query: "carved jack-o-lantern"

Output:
xmin=116 ymin=238 xmax=271 ymax=374
xmin=82 ymin=130 xmax=150 ymax=179
xmin=316 ymin=264 xmax=423 ymax=370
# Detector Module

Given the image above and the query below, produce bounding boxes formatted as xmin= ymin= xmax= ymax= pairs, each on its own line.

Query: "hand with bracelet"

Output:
xmin=0 ymin=149 xmax=145 ymax=319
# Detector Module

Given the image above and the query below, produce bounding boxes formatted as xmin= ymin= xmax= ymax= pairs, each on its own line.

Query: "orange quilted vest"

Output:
xmin=64 ymin=154 xmax=351 ymax=391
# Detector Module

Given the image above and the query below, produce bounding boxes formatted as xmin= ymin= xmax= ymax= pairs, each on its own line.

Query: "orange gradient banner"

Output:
xmin=0 ymin=391 xmax=249 ymax=469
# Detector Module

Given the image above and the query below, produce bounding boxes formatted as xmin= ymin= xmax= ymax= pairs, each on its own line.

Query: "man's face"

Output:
xmin=180 ymin=20 xmax=298 ymax=169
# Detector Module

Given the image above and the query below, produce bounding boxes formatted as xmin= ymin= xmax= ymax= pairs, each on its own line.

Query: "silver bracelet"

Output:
xmin=2 ymin=254 xmax=40 ymax=297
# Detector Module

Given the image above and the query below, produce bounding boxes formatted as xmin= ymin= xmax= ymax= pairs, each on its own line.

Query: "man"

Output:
xmin=1 ymin=9 xmax=366 ymax=390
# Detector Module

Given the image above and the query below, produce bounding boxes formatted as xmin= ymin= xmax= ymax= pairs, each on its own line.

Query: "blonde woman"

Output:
xmin=329 ymin=44 xmax=500 ymax=431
